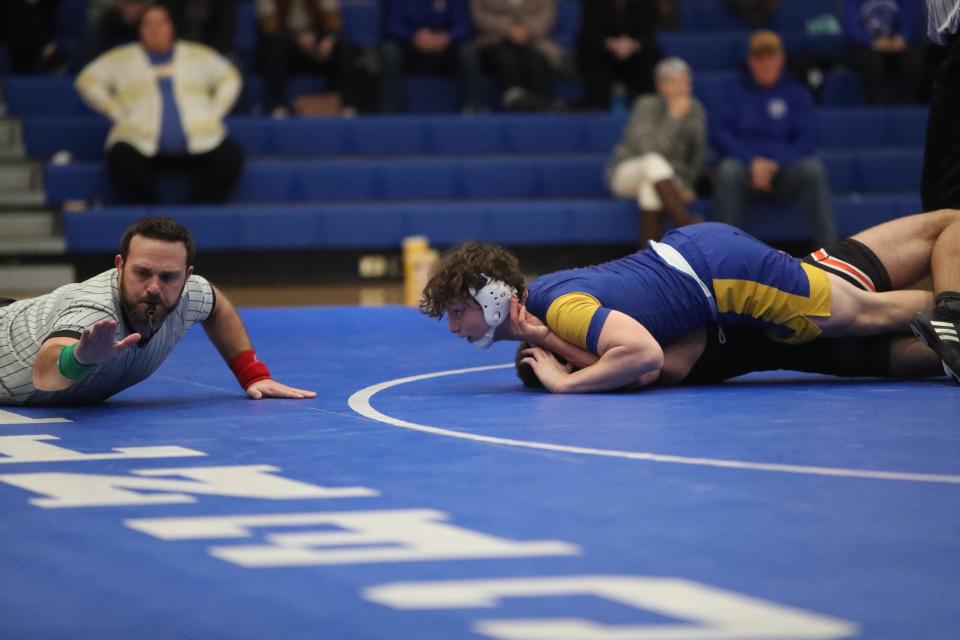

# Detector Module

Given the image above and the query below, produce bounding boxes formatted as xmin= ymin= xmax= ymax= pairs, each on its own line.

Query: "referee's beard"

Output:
xmin=118 ymin=275 xmax=185 ymax=337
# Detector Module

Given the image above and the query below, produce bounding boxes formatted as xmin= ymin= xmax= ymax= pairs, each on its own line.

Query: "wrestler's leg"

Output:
xmin=814 ymin=273 xmax=933 ymax=335
xmin=848 ymin=209 xmax=960 ymax=290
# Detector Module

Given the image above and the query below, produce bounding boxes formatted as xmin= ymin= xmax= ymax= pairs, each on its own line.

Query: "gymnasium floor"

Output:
xmin=1 ymin=305 xmax=958 ymax=639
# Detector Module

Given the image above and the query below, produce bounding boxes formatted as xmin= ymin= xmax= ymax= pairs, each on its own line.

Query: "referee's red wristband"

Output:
xmin=229 ymin=349 xmax=271 ymax=389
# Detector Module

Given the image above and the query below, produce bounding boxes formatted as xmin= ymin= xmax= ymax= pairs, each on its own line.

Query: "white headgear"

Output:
xmin=468 ymin=274 xmax=516 ymax=349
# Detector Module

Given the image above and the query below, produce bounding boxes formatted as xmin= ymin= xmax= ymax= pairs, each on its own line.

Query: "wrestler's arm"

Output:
xmin=202 ymin=287 xmax=316 ymax=399
xmin=504 ymin=298 xmax=599 ymax=368
xmin=521 ymin=310 xmax=663 ymax=393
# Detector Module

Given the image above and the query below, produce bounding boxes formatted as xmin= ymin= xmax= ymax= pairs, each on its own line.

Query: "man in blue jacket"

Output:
xmin=380 ymin=0 xmax=478 ymax=112
xmin=711 ymin=30 xmax=838 ymax=247
xmin=842 ymin=0 xmax=923 ymax=104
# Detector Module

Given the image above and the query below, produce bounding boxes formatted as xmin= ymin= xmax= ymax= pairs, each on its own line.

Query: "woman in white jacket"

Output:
xmin=76 ymin=4 xmax=244 ymax=204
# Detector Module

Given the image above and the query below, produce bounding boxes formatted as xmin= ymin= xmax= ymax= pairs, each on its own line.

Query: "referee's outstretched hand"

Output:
xmin=245 ymin=378 xmax=317 ymax=400
xmin=74 ymin=319 xmax=141 ymax=365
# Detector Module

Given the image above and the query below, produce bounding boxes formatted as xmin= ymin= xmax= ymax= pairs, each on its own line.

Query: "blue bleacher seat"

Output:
xmin=679 ymin=0 xmax=745 ymax=32
xmin=352 ymin=117 xmax=429 ymax=154
xmin=22 ymin=117 xmax=109 ymax=159
xmin=297 ymin=162 xmax=382 ymax=200
xmin=857 ymin=150 xmax=924 ymax=193
xmin=888 ymin=108 xmax=928 ymax=146
xmin=5 ymin=76 xmax=93 ymax=117
xmin=505 ymin=116 xmax=585 ymax=153
xmin=403 ymin=77 xmax=461 ymax=113
xmin=820 ymin=66 xmax=863 ymax=106
xmin=583 ymin=116 xmax=626 ymax=153
xmin=815 ymin=109 xmax=888 ymax=150
xmin=427 ymin=118 xmax=508 ymax=154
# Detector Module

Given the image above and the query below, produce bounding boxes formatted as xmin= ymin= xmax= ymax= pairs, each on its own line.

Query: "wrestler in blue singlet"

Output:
xmin=525 ymin=223 xmax=832 ymax=354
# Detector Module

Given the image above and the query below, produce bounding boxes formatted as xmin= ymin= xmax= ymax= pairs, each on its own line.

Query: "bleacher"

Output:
xmin=2 ymin=0 xmax=928 ymax=259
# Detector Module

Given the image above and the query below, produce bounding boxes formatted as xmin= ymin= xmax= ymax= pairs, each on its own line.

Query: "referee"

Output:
xmin=0 ymin=216 xmax=315 ymax=406
xmin=922 ymin=0 xmax=960 ymax=209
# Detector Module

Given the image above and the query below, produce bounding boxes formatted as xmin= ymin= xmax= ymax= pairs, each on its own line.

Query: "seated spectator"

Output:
xmin=257 ymin=0 xmax=361 ymax=117
xmin=576 ymin=0 xmax=662 ymax=111
xmin=711 ymin=30 xmax=837 ymax=247
xmin=842 ymin=0 xmax=923 ymax=105
xmin=380 ymin=0 xmax=479 ymax=113
xmin=75 ymin=4 xmax=244 ymax=204
xmin=1 ymin=0 xmax=68 ymax=74
xmin=723 ymin=0 xmax=780 ymax=28
xmin=166 ymin=0 xmax=239 ymax=55
xmin=607 ymin=58 xmax=705 ymax=245
xmin=471 ymin=0 xmax=562 ymax=111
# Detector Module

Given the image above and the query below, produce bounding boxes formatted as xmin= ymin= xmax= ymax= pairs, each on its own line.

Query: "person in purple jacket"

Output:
xmin=380 ymin=0 xmax=479 ymax=112
xmin=711 ymin=30 xmax=838 ymax=247
xmin=842 ymin=0 xmax=924 ymax=105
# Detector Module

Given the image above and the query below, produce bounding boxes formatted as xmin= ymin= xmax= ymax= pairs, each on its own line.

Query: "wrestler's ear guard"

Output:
xmin=468 ymin=274 xmax=516 ymax=349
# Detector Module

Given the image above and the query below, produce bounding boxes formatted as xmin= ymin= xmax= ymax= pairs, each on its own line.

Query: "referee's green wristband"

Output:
xmin=57 ymin=343 xmax=92 ymax=380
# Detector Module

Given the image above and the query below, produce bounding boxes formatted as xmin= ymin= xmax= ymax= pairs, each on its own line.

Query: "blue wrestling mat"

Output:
xmin=1 ymin=306 xmax=958 ymax=639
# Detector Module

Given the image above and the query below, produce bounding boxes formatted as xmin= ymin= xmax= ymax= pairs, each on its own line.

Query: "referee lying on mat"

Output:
xmin=0 ymin=216 xmax=315 ymax=406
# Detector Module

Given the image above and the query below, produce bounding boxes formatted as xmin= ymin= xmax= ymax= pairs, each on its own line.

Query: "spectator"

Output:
xmin=576 ymin=0 xmax=662 ymax=111
xmin=165 ymin=0 xmax=239 ymax=55
xmin=723 ymin=0 xmax=780 ymax=28
xmin=607 ymin=57 xmax=705 ymax=245
xmin=471 ymin=0 xmax=562 ymax=111
xmin=380 ymin=0 xmax=480 ymax=112
xmin=257 ymin=0 xmax=361 ymax=117
xmin=711 ymin=30 xmax=837 ymax=247
xmin=2 ymin=0 xmax=67 ymax=74
xmin=842 ymin=0 xmax=923 ymax=104
xmin=75 ymin=4 xmax=244 ymax=204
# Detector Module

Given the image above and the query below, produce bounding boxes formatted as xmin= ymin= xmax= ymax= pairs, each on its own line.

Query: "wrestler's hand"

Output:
xmin=74 ymin=319 xmax=141 ymax=365
xmin=520 ymin=345 xmax=573 ymax=393
xmin=246 ymin=378 xmax=317 ymax=400
xmin=505 ymin=298 xmax=549 ymax=344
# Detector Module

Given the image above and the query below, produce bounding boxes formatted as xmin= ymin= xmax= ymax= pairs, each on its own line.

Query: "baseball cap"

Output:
xmin=748 ymin=30 xmax=783 ymax=57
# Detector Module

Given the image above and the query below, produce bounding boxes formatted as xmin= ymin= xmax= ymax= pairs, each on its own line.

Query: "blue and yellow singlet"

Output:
xmin=525 ymin=223 xmax=832 ymax=354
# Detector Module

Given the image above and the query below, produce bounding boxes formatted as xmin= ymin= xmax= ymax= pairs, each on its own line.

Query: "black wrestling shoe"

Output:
xmin=911 ymin=308 xmax=960 ymax=385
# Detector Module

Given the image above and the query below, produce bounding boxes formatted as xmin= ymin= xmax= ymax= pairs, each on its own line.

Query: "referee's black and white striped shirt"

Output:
xmin=0 ymin=269 xmax=215 ymax=406
xmin=927 ymin=0 xmax=960 ymax=44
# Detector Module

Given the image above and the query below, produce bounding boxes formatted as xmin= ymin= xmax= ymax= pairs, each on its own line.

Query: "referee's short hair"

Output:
xmin=119 ymin=216 xmax=196 ymax=266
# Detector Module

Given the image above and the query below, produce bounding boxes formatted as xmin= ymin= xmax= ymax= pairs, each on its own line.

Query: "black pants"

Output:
xmin=478 ymin=41 xmax=554 ymax=104
xmin=922 ymin=33 xmax=960 ymax=210
xmin=2 ymin=0 xmax=60 ymax=73
xmin=258 ymin=33 xmax=360 ymax=112
xmin=846 ymin=45 xmax=922 ymax=105
xmin=577 ymin=42 xmax=659 ymax=110
xmin=379 ymin=39 xmax=480 ymax=112
xmin=106 ymin=138 xmax=245 ymax=205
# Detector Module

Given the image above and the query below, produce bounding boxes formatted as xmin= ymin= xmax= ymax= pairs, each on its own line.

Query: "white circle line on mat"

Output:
xmin=347 ymin=364 xmax=960 ymax=486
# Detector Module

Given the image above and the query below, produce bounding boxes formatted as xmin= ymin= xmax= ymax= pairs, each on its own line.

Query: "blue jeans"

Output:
xmin=712 ymin=156 xmax=838 ymax=246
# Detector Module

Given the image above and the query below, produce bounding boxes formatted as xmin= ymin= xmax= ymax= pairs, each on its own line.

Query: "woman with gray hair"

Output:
xmin=607 ymin=57 xmax=706 ymax=246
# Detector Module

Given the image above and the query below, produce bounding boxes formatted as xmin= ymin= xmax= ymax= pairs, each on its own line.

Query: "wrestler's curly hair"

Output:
xmin=419 ymin=243 xmax=527 ymax=318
